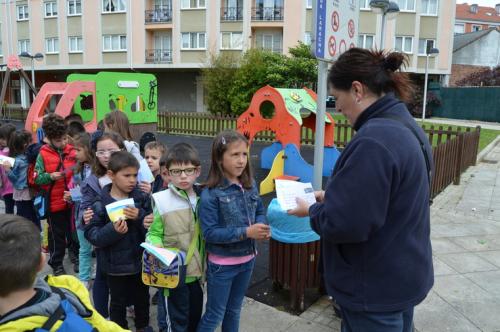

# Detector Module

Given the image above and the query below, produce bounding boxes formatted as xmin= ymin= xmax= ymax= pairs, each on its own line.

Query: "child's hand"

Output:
xmin=246 ymin=224 xmax=271 ymax=240
xmin=143 ymin=213 xmax=153 ymax=229
xmin=139 ymin=181 xmax=151 ymax=194
xmin=50 ymin=172 xmax=64 ymax=180
xmin=124 ymin=207 xmax=139 ymax=221
xmin=63 ymin=191 xmax=72 ymax=202
xmin=2 ymin=161 xmax=11 ymax=171
xmin=113 ymin=219 xmax=128 ymax=234
xmin=83 ymin=208 xmax=94 ymax=224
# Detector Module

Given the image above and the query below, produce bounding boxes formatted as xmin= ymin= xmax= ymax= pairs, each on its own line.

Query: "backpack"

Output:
xmin=34 ymin=286 xmax=97 ymax=332
xmin=26 ymin=142 xmax=44 ymax=193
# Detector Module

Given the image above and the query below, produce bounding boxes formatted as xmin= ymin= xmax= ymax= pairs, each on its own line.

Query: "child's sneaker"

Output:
xmin=126 ymin=305 xmax=135 ymax=318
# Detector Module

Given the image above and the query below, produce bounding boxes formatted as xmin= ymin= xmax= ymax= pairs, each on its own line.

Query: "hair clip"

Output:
xmin=221 ymin=136 xmax=226 ymax=145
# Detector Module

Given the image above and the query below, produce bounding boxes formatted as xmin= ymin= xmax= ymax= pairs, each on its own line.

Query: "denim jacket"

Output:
xmin=7 ymin=154 xmax=29 ymax=190
xmin=199 ymin=179 xmax=266 ymax=257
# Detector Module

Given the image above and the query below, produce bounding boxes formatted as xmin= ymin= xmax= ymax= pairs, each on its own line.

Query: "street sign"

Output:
xmin=313 ymin=0 xmax=359 ymax=61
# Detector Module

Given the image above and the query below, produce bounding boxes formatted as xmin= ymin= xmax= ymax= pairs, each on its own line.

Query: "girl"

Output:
xmin=64 ymin=133 xmax=94 ymax=289
xmin=0 ymin=124 xmax=16 ymax=214
xmin=103 ymin=111 xmax=142 ymax=160
xmin=81 ymin=131 xmax=125 ymax=318
xmin=198 ymin=130 xmax=270 ymax=332
xmin=3 ymin=130 xmax=39 ymax=228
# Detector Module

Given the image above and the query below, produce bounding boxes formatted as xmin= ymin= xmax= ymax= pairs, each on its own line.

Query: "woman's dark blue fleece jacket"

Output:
xmin=309 ymin=93 xmax=434 ymax=312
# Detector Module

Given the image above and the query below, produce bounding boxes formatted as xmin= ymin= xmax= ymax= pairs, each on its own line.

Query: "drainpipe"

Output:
xmin=128 ymin=0 xmax=134 ymax=71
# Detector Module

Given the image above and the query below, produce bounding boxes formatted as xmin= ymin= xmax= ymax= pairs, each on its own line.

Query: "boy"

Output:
xmin=84 ymin=151 xmax=152 ymax=331
xmin=35 ymin=113 xmax=78 ymax=276
xmin=146 ymin=142 xmax=205 ymax=332
xmin=0 ymin=214 xmax=125 ymax=331
xmin=144 ymin=141 xmax=167 ymax=193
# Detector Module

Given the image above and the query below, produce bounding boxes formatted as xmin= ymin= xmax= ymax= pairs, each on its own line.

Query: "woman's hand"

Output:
xmin=246 ymin=224 xmax=271 ymax=240
xmin=139 ymin=181 xmax=151 ymax=194
xmin=287 ymin=197 xmax=312 ymax=218
xmin=113 ymin=219 xmax=128 ymax=234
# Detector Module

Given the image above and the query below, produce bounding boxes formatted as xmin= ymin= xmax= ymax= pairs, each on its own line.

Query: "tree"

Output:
xmin=455 ymin=66 xmax=500 ymax=87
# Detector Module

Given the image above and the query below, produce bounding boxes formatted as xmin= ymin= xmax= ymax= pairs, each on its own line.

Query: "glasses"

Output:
xmin=168 ymin=167 xmax=197 ymax=177
xmin=95 ymin=149 xmax=121 ymax=157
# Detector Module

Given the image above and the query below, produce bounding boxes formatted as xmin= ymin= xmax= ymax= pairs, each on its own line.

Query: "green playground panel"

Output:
xmin=275 ymin=88 xmax=331 ymax=125
xmin=67 ymin=72 xmax=158 ymax=124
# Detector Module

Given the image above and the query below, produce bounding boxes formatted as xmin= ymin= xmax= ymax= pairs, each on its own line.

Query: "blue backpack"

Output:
xmin=35 ymin=287 xmax=97 ymax=332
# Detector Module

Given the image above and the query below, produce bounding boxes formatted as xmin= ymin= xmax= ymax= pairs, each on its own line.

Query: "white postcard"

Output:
xmin=275 ymin=179 xmax=316 ymax=211
xmin=105 ymin=198 xmax=135 ymax=223
xmin=0 ymin=155 xmax=15 ymax=167
xmin=137 ymin=158 xmax=155 ymax=183
xmin=141 ymin=242 xmax=178 ymax=267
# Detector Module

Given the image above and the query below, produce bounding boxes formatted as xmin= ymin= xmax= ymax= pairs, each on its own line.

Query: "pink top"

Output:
xmin=0 ymin=148 xmax=13 ymax=196
xmin=208 ymin=253 xmax=255 ymax=265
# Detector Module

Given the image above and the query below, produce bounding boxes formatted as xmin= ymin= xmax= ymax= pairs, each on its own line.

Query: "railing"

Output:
xmin=221 ymin=6 xmax=243 ymax=21
xmin=145 ymin=49 xmax=172 ymax=64
xmin=145 ymin=8 xmax=172 ymax=24
xmin=251 ymin=6 xmax=284 ymax=21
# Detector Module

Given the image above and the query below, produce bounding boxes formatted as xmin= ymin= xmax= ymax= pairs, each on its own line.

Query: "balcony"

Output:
xmin=221 ymin=7 xmax=243 ymax=21
xmin=251 ymin=6 xmax=283 ymax=21
xmin=145 ymin=9 xmax=172 ymax=24
xmin=145 ymin=49 xmax=172 ymax=63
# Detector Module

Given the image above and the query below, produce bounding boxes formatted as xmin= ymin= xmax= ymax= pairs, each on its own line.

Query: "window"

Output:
xmin=359 ymin=0 xmax=370 ymax=9
xmin=395 ymin=36 xmax=413 ymax=53
xmin=221 ymin=32 xmax=243 ymax=49
xmin=472 ymin=25 xmax=482 ymax=32
xmin=18 ymin=39 xmax=30 ymax=53
xmin=418 ymin=39 xmax=435 ymax=55
xmin=102 ymin=0 xmax=126 ymax=13
xmin=306 ymin=0 xmax=313 ymax=9
xmin=395 ymin=0 xmax=414 ymax=11
xmin=181 ymin=0 xmax=205 ymax=9
xmin=304 ymin=32 xmax=312 ymax=45
xmin=421 ymin=0 xmax=438 ymax=15
xmin=69 ymin=36 xmax=83 ymax=52
xmin=103 ymin=35 xmax=127 ymax=51
xmin=17 ymin=5 xmax=29 ymax=20
xmin=68 ymin=0 xmax=82 ymax=15
xmin=255 ymin=33 xmax=283 ymax=53
xmin=45 ymin=38 xmax=59 ymax=53
xmin=181 ymin=32 xmax=206 ymax=49
xmin=45 ymin=2 xmax=58 ymax=17
xmin=454 ymin=24 xmax=465 ymax=34
xmin=358 ymin=34 xmax=374 ymax=49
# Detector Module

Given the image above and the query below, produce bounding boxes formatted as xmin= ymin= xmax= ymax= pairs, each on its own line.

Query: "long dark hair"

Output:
xmin=205 ymin=130 xmax=253 ymax=189
xmin=104 ymin=111 xmax=133 ymax=141
xmin=72 ymin=132 xmax=93 ymax=175
xmin=92 ymin=131 xmax=125 ymax=177
xmin=8 ymin=130 xmax=32 ymax=157
xmin=328 ymin=48 xmax=414 ymax=102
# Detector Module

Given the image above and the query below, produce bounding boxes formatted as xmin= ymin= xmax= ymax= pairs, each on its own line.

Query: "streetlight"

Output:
xmin=19 ymin=51 xmax=44 ymax=97
xmin=369 ymin=0 xmax=400 ymax=49
xmin=421 ymin=47 xmax=439 ymax=120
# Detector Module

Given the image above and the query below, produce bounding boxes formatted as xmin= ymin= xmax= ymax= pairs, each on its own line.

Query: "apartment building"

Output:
xmin=0 ymin=0 xmax=454 ymax=113
xmin=455 ymin=3 xmax=500 ymax=34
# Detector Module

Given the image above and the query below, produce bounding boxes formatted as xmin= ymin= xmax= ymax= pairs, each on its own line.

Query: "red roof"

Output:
xmin=456 ymin=3 xmax=500 ymax=23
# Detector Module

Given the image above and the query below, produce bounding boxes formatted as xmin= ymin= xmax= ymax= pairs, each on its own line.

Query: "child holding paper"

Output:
xmin=84 ymin=150 xmax=152 ymax=331
xmin=146 ymin=142 xmax=204 ymax=332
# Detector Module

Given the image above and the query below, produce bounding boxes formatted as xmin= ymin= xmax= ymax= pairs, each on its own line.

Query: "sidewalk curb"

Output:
xmin=477 ymin=135 xmax=500 ymax=162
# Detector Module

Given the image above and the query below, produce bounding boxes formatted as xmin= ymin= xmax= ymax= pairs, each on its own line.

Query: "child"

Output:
xmin=64 ymin=133 xmax=93 ymax=289
xmin=197 ymin=130 xmax=270 ymax=332
xmin=144 ymin=141 xmax=167 ymax=193
xmin=0 ymin=214 xmax=126 ymax=331
xmin=0 ymin=123 xmax=16 ymax=214
xmin=3 ymin=130 xmax=39 ymax=228
xmin=104 ymin=110 xmax=142 ymax=160
xmin=34 ymin=114 xmax=79 ymax=276
xmin=146 ymin=142 xmax=204 ymax=332
xmin=84 ymin=151 xmax=152 ymax=331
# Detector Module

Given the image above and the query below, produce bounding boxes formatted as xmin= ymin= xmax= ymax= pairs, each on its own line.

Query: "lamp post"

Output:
xmin=422 ymin=47 xmax=439 ymax=121
xmin=19 ymin=51 xmax=44 ymax=98
xmin=369 ymin=0 xmax=400 ymax=49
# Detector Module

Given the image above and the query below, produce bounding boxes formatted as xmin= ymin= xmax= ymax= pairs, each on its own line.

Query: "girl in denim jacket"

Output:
xmin=198 ymin=130 xmax=270 ymax=332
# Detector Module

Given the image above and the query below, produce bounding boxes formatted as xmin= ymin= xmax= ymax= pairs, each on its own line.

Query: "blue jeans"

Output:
xmin=157 ymin=290 xmax=167 ymax=331
xmin=340 ymin=306 xmax=414 ymax=332
xmin=165 ymin=281 xmax=203 ymax=332
xmin=197 ymin=258 xmax=255 ymax=332
xmin=76 ymin=228 xmax=92 ymax=281
xmin=93 ymin=252 xmax=109 ymax=318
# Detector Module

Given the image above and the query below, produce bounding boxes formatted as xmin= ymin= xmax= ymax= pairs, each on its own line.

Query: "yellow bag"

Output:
xmin=42 ymin=219 xmax=49 ymax=251
xmin=141 ymin=249 xmax=187 ymax=289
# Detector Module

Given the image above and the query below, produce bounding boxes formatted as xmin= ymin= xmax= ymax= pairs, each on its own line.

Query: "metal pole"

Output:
xmin=422 ymin=54 xmax=429 ymax=121
xmin=31 ymin=58 xmax=36 ymax=100
xmin=380 ymin=12 xmax=386 ymax=49
xmin=313 ymin=60 xmax=328 ymax=190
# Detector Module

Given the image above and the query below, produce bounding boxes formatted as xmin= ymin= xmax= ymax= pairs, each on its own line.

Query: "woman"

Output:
xmin=289 ymin=48 xmax=434 ymax=332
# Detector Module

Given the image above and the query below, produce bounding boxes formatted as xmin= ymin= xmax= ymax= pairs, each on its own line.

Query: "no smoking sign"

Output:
xmin=328 ymin=36 xmax=337 ymax=57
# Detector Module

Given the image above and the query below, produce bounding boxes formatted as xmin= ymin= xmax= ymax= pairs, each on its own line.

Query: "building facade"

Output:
xmin=0 ymin=0 xmax=455 ymax=112
xmin=455 ymin=3 xmax=500 ymax=34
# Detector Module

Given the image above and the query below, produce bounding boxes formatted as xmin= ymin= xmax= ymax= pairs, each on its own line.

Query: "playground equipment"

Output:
xmin=236 ymin=86 xmax=340 ymax=195
xmin=0 ymin=56 xmax=38 ymax=111
xmin=25 ymin=72 xmax=157 ymax=141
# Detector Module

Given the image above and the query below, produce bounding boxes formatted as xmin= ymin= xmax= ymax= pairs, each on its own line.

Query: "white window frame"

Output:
xmin=471 ymin=24 xmax=482 ymax=32
xmin=67 ymin=0 xmax=82 ymax=16
xmin=306 ymin=0 xmax=313 ymax=9
xmin=102 ymin=0 xmax=126 ymax=13
xmin=68 ymin=36 xmax=83 ymax=53
xmin=418 ymin=39 xmax=435 ymax=55
xmin=395 ymin=36 xmax=413 ymax=54
xmin=454 ymin=23 xmax=465 ymax=34
xmin=395 ymin=0 xmax=415 ymax=11
xmin=102 ymin=35 xmax=127 ymax=52
xmin=220 ymin=32 xmax=243 ymax=50
xmin=181 ymin=32 xmax=206 ymax=50
xmin=358 ymin=34 xmax=374 ymax=49
xmin=421 ymin=0 xmax=438 ymax=16
xmin=44 ymin=1 xmax=58 ymax=18
xmin=17 ymin=5 xmax=29 ymax=21
xmin=45 ymin=38 xmax=59 ymax=54
xmin=181 ymin=0 xmax=206 ymax=9
xmin=18 ymin=39 xmax=30 ymax=53
xmin=359 ymin=0 xmax=371 ymax=10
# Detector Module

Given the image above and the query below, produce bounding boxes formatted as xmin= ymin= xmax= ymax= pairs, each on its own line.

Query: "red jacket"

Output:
xmin=39 ymin=144 xmax=76 ymax=213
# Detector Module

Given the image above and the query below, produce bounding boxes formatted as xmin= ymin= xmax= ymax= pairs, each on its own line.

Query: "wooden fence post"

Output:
xmin=454 ymin=133 xmax=465 ymax=185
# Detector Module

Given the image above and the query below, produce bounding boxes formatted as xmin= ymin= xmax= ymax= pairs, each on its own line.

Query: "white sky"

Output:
xmin=458 ymin=0 xmax=499 ymax=7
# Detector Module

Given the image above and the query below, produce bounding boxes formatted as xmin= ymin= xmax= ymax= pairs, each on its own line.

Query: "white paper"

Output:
xmin=105 ymin=198 xmax=135 ymax=223
xmin=275 ymin=180 xmax=316 ymax=211
xmin=137 ymin=158 xmax=155 ymax=183
xmin=0 ymin=155 xmax=15 ymax=167
xmin=141 ymin=242 xmax=177 ymax=267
